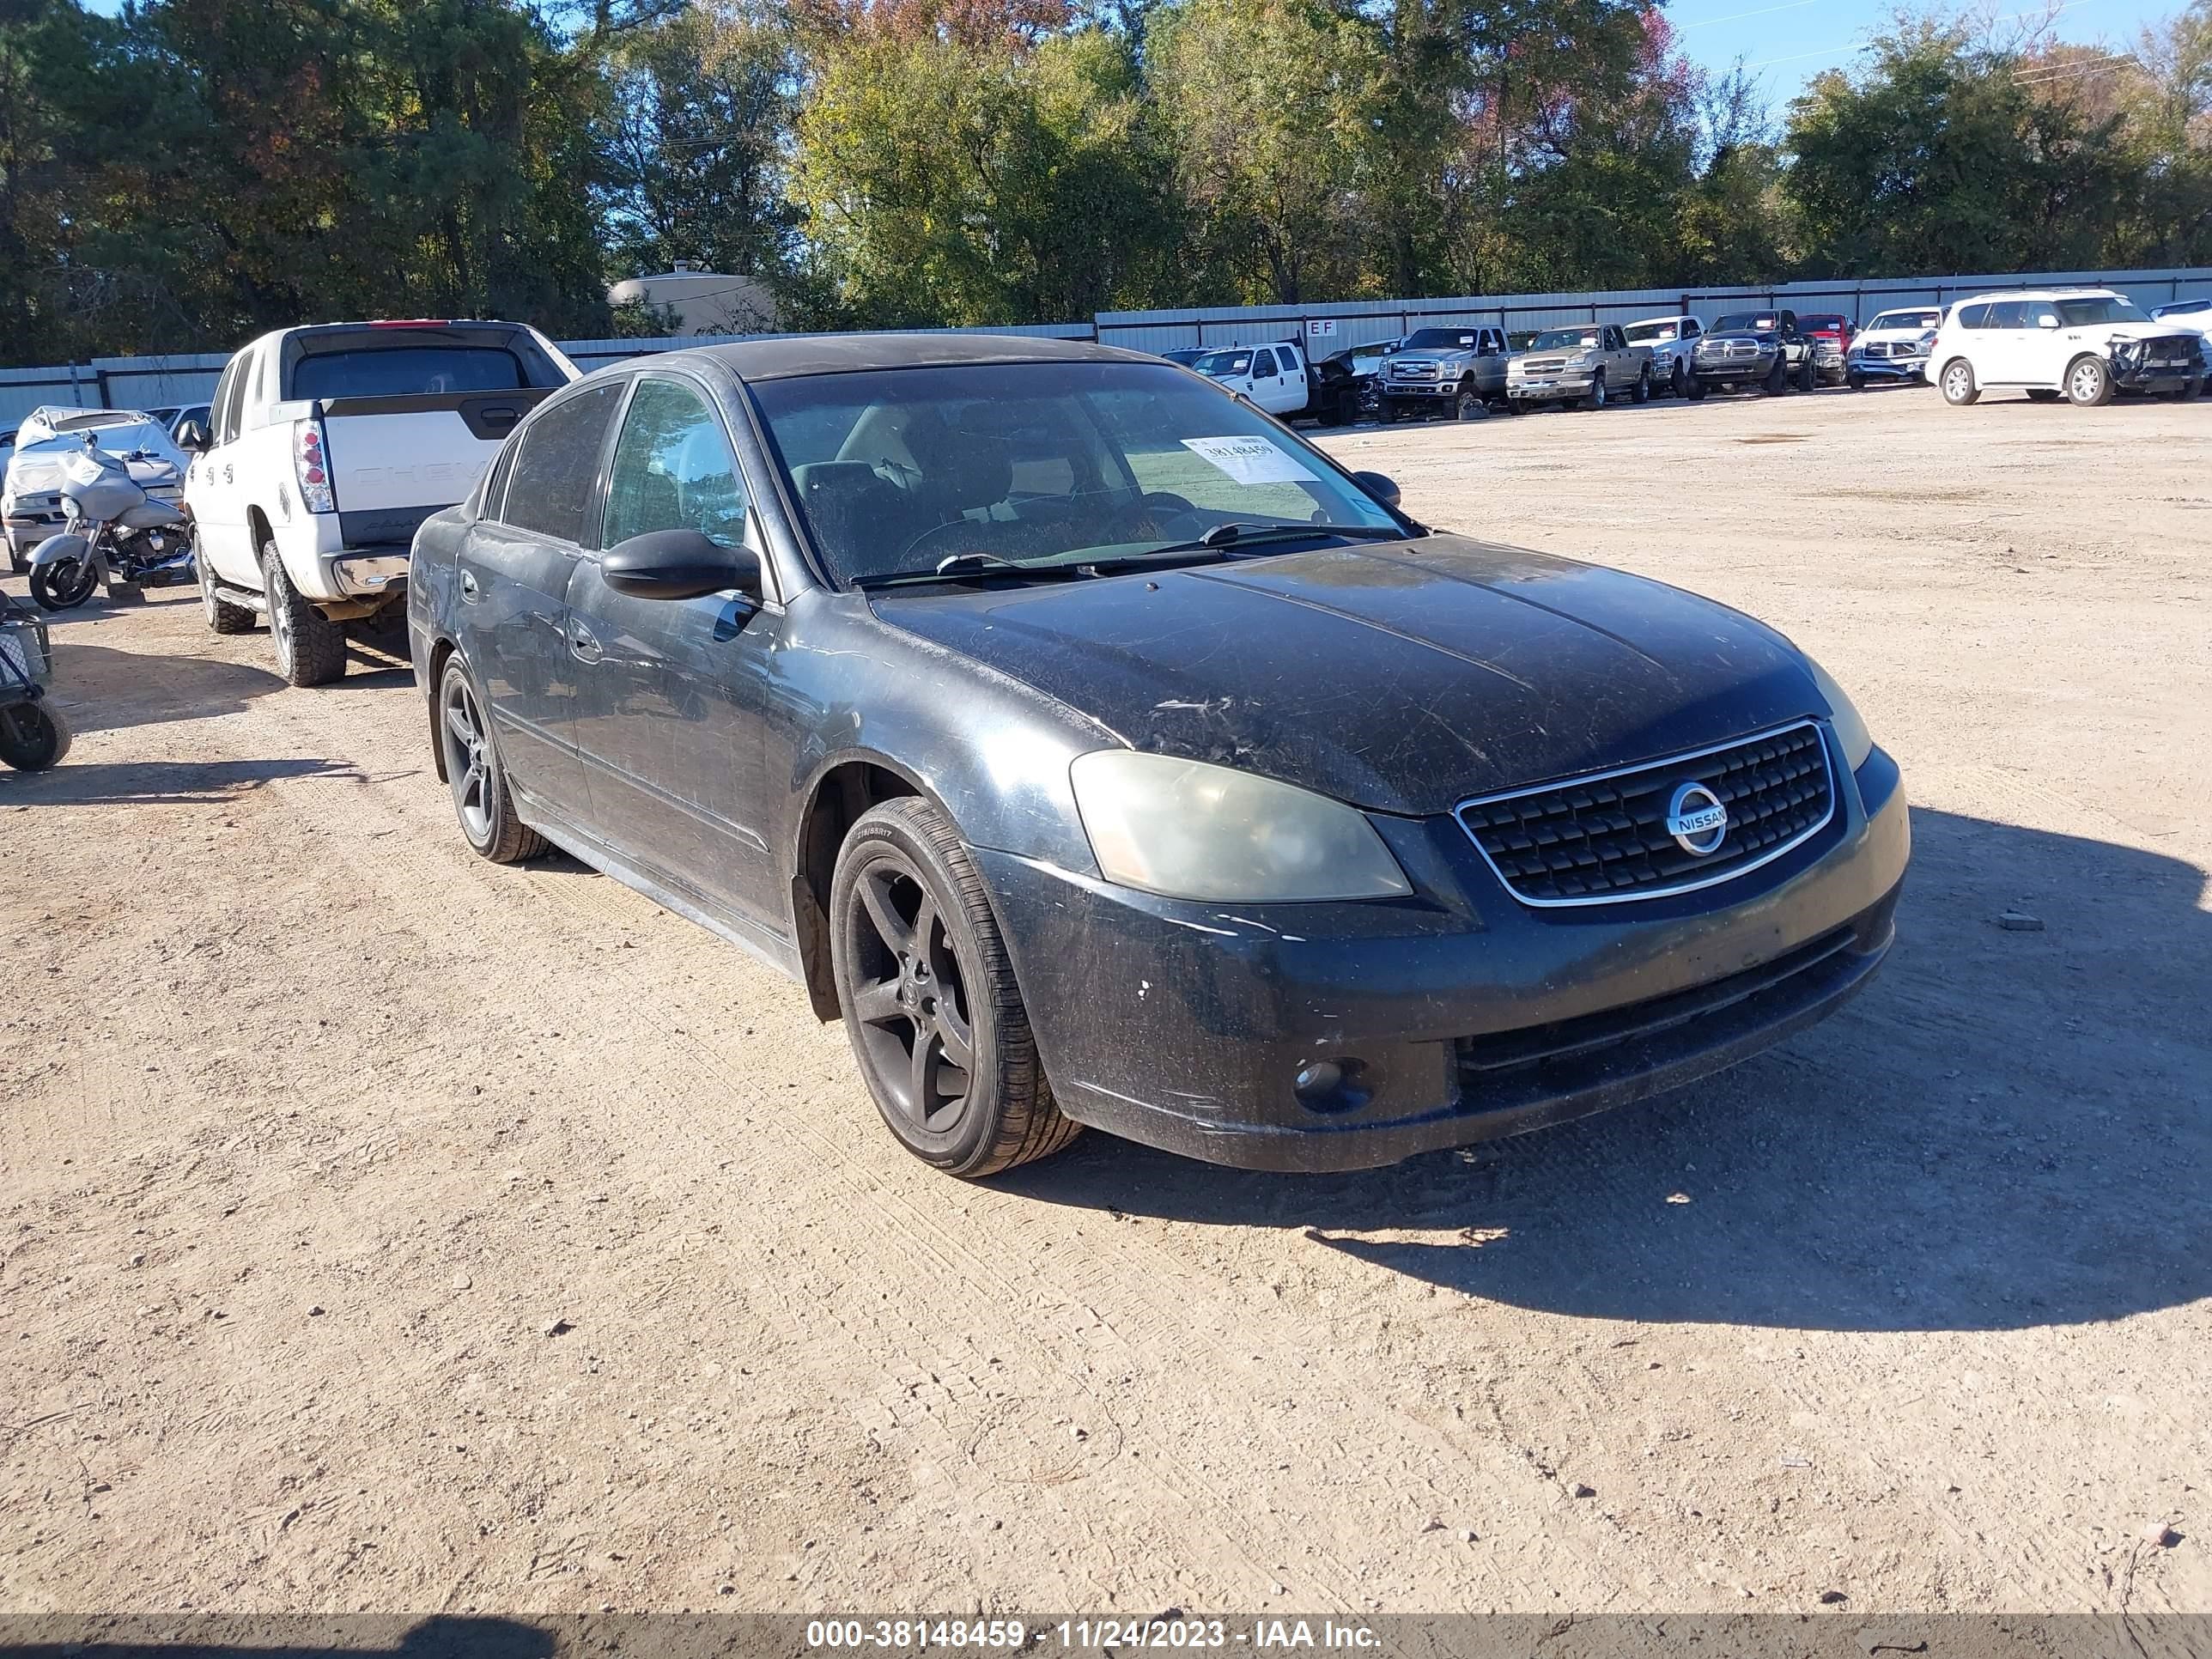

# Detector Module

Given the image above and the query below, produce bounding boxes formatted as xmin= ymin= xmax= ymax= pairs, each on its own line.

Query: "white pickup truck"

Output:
xmin=185 ymin=320 xmax=578 ymax=685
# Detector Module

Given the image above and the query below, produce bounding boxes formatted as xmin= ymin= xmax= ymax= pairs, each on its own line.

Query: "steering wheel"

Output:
xmin=896 ymin=514 xmax=998 ymax=568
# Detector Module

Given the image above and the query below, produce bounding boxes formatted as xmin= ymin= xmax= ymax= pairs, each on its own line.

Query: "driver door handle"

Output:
xmin=568 ymin=622 xmax=603 ymax=664
xmin=459 ymin=569 xmax=481 ymax=603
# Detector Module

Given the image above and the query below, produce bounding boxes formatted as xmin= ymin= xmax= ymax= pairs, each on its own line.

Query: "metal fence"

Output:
xmin=7 ymin=267 xmax=2209 ymax=429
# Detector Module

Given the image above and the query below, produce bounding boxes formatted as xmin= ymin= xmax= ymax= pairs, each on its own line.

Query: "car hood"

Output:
xmin=1703 ymin=329 xmax=1779 ymax=345
xmin=2094 ymin=321 xmax=2202 ymax=344
xmin=867 ymin=535 xmax=1821 ymax=816
xmin=7 ymin=434 xmax=184 ymax=495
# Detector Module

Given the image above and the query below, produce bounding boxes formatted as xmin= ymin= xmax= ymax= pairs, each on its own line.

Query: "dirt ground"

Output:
xmin=2 ymin=383 xmax=2206 ymax=1619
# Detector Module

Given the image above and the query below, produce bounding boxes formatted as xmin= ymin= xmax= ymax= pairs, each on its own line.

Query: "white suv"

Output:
xmin=1929 ymin=289 xmax=2204 ymax=407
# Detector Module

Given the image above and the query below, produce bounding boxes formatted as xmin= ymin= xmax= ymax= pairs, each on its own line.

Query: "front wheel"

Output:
xmin=198 ymin=542 xmax=257 ymax=634
xmin=0 ymin=697 xmax=70 ymax=770
xmin=1686 ymin=377 xmax=1708 ymax=401
xmin=1846 ymin=369 xmax=1867 ymax=391
xmin=1762 ymin=355 xmax=1789 ymax=395
xmin=1585 ymin=376 xmax=1608 ymax=411
xmin=830 ymin=797 xmax=1081 ymax=1178
xmin=1669 ymin=361 xmax=1688 ymax=398
xmin=1940 ymin=359 xmax=1979 ymax=405
xmin=29 ymin=556 xmax=98 ymax=611
xmin=1798 ymin=355 xmax=1819 ymax=392
xmin=2064 ymin=356 xmax=2112 ymax=407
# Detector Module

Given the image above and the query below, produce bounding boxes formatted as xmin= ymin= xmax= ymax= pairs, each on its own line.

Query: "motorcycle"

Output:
xmin=27 ymin=436 xmax=193 ymax=612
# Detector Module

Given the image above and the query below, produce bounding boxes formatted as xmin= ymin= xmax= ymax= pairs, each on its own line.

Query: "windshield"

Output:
xmin=1714 ymin=313 xmax=1779 ymax=332
xmin=1192 ymin=349 xmax=1254 ymax=378
xmin=1870 ymin=310 xmax=1941 ymax=332
xmin=750 ymin=362 xmax=1404 ymax=588
xmin=1401 ymin=329 xmax=1477 ymax=350
xmin=2053 ymin=296 xmax=2148 ymax=326
xmin=1530 ymin=329 xmax=1601 ymax=350
xmin=52 ymin=410 xmax=151 ymax=434
xmin=1624 ymin=322 xmax=1679 ymax=343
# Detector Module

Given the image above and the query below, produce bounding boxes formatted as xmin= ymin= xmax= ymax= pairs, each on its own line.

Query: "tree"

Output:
xmin=596 ymin=5 xmax=802 ymax=285
xmin=791 ymin=19 xmax=1178 ymax=324
xmin=1147 ymin=0 xmax=1378 ymax=303
xmin=1784 ymin=17 xmax=2135 ymax=275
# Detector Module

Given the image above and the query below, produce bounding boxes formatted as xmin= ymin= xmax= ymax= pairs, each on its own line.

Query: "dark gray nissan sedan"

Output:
xmin=408 ymin=335 xmax=1910 ymax=1176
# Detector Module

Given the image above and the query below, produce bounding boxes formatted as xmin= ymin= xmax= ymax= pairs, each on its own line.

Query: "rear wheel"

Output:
xmin=263 ymin=542 xmax=346 ymax=686
xmin=1940 ymin=359 xmax=1979 ymax=405
xmin=0 ymin=698 xmax=70 ymax=771
xmin=437 ymin=656 xmax=546 ymax=863
xmin=830 ymin=797 xmax=1080 ymax=1178
xmin=1669 ymin=360 xmax=1688 ymax=398
xmin=1798 ymin=354 xmax=1819 ymax=392
xmin=2064 ymin=355 xmax=2112 ymax=408
xmin=1631 ymin=364 xmax=1652 ymax=404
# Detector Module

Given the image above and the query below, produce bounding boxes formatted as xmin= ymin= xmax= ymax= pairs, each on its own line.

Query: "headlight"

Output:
xmin=1069 ymin=750 xmax=1412 ymax=902
xmin=1806 ymin=659 xmax=1875 ymax=771
xmin=1566 ymin=350 xmax=1595 ymax=366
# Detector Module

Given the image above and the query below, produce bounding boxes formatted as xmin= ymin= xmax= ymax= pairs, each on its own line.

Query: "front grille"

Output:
xmin=1389 ymin=363 xmax=1439 ymax=380
xmin=1519 ymin=356 xmax=1569 ymax=374
xmin=1455 ymin=721 xmax=1837 ymax=907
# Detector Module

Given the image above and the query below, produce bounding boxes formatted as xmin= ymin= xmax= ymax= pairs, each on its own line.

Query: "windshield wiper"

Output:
xmin=853 ymin=552 xmax=1099 ymax=591
xmin=1133 ymin=522 xmax=1411 ymax=561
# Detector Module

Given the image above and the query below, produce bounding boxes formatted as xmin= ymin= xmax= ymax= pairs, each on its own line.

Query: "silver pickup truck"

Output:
xmin=1622 ymin=314 xmax=1705 ymax=398
xmin=1377 ymin=325 xmax=1513 ymax=421
xmin=1506 ymin=324 xmax=1654 ymax=409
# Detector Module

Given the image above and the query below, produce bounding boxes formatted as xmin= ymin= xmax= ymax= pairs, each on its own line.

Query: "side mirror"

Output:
xmin=603 ymin=528 xmax=762 ymax=604
xmin=174 ymin=421 xmax=209 ymax=453
xmin=2037 ymin=315 xmax=2059 ymax=329
xmin=1352 ymin=470 xmax=1401 ymax=508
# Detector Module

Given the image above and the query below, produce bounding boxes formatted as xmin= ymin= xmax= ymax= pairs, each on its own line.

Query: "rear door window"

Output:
xmin=500 ymin=383 xmax=624 ymax=545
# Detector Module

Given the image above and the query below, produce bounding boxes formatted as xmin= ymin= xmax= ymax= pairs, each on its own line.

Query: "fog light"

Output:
xmin=1293 ymin=1058 xmax=1368 ymax=1115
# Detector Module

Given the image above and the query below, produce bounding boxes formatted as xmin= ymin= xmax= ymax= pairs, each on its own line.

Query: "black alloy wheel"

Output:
xmin=830 ymin=797 xmax=1079 ymax=1176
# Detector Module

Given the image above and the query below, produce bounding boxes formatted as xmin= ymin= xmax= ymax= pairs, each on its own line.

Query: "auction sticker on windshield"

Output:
xmin=1182 ymin=435 xmax=1319 ymax=487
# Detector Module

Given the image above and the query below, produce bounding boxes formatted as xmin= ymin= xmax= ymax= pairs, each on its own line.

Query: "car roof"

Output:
xmin=680 ymin=331 xmax=1158 ymax=383
xmin=1956 ymin=288 xmax=2121 ymax=304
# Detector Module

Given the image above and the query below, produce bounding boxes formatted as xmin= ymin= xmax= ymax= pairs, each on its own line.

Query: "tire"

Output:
xmin=2176 ymin=377 xmax=2203 ymax=403
xmin=1940 ymin=359 xmax=1979 ymax=405
xmin=262 ymin=541 xmax=346 ymax=686
xmin=2064 ymin=355 xmax=2113 ymax=408
xmin=1631 ymin=364 xmax=1651 ymax=404
xmin=1669 ymin=360 xmax=1688 ymax=398
xmin=29 ymin=556 xmax=97 ymax=611
xmin=1453 ymin=383 xmax=1485 ymax=421
xmin=830 ymin=797 xmax=1081 ymax=1178
xmin=1846 ymin=370 xmax=1866 ymax=391
xmin=198 ymin=542 xmax=256 ymax=635
xmin=0 ymin=697 xmax=70 ymax=771
xmin=1686 ymin=377 xmax=1708 ymax=401
xmin=436 ymin=655 xmax=547 ymax=864
xmin=1584 ymin=375 xmax=1608 ymax=411
xmin=1798 ymin=355 xmax=1819 ymax=392
xmin=1762 ymin=354 xmax=1789 ymax=395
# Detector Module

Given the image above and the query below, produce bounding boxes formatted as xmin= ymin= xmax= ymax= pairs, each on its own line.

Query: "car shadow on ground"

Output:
xmin=1001 ymin=807 xmax=2211 ymax=1335
xmin=37 ymin=641 xmax=289 ymax=734
xmin=0 ymin=755 xmax=362 ymax=805
xmin=0 ymin=1614 xmax=554 ymax=1658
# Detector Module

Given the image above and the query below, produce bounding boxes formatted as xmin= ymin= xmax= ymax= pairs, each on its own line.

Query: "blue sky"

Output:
xmin=1671 ymin=0 xmax=2178 ymax=110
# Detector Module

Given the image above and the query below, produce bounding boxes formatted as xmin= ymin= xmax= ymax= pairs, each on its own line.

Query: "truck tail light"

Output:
xmin=294 ymin=418 xmax=336 ymax=514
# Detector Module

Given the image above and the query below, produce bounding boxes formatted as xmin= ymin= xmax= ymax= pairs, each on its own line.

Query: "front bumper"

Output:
xmin=1848 ymin=354 xmax=1926 ymax=382
xmin=1508 ymin=374 xmax=1596 ymax=398
xmin=2112 ymin=345 xmax=2203 ymax=391
xmin=1694 ymin=355 xmax=1777 ymax=383
xmin=1382 ymin=380 xmax=1457 ymax=400
xmin=981 ymin=738 xmax=1909 ymax=1172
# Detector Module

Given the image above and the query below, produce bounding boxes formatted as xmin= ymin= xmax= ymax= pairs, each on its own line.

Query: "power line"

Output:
xmin=1675 ymin=0 xmax=1821 ymax=32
